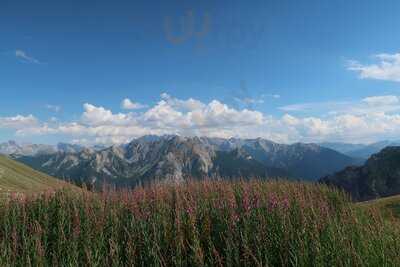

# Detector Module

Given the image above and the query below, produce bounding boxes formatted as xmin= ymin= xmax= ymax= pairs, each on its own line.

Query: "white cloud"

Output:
xmin=142 ymin=96 xmax=263 ymax=134
xmin=348 ymin=53 xmax=400 ymax=82
xmin=15 ymin=50 xmax=41 ymax=64
xmin=159 ymin=93 xmax=205 ymax=111
xmin=0 ymin=115 xmax=38 ymax=129
xmin=121 ymin=98 xmax=147 ymax=110
xmin=81 ymin=103 xmax=135 ymax=126
xmin=7 ymin=94 xmax=400 ymax=145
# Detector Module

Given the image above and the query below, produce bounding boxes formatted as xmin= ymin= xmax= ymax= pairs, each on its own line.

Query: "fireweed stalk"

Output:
xmin=0 ymin=180 xmax=399 ymax=266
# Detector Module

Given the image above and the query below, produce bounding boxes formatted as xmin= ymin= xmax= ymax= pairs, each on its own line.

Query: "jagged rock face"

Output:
xmin=57 ymin=143 xmax=85 ymax=154
xmin=321 ymin=146 xmax=400 ymax=201
xmin=16 ymin=135 xmax=356 ymax=188
xmin=17 ymin=136 xmax=218 ymax=187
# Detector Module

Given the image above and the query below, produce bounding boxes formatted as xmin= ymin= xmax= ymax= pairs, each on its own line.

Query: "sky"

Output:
xmin=1 ymin=0 xmax=400 ymax=145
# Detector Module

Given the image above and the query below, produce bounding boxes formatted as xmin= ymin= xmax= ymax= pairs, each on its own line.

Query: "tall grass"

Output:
xmin=1 ymin=180 xmax=399 ymax=266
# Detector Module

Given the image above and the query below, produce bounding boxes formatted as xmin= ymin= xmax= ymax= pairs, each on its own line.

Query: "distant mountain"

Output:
xmin=318 ymin=142 xmax=367 ymax=154
xmin=319 ymin=141 xmax=400 ymax=159
xmin=0 ymin=140 xmax=21 ymax=155
xmin=0 ymin=140 xmax=100 ymax=157
xmin=0 ymin=140 xmax=56 ymax=156
xmin=16 ymin=135 xmax=356 ymax=188
xmin=346 ymin=141 xmax=400 ymax=159
xmin=57 ymin=143 xmax=85 ymax=154
xmin=321 ymin=146 xmax=400 ymax=201
xmin=236 ymin=140 xmax=357 ymax=180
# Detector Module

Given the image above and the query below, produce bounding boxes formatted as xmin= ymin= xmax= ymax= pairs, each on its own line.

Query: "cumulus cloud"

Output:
xmin=82 ymin=103 xmax=136 ymax=126
xmin=142 ymin=95 xmax=263 ymax=135
xmin=159 ymin=93 xmax=205 ymax=111
xmin=348 ymin=53 xmax=400 ymax=82
xmin=121 ymin=98 xmax=147 ymax=110
xmin=15 ymin=50 xmax=41 ymax=64
xmin=5 ymin=94 xmax=400 ymax=145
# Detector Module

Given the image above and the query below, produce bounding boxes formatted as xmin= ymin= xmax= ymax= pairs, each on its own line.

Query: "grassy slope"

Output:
xmin=359 ymin=194 xmax=400 ymax=220
xmin=0 ymin=155 xmax=72 ymax=194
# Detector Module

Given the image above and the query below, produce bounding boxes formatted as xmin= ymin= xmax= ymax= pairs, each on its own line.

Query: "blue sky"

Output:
xmin=1 ymin=0 xmax=400 ymax=144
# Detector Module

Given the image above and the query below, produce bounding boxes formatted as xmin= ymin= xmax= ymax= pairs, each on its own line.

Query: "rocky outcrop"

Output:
xmin=321 ymin=146 xmax=400 ymax=201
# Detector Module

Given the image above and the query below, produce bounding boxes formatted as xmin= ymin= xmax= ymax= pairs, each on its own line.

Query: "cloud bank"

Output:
xmin=3 ymin=94 xmax=400 ymax=145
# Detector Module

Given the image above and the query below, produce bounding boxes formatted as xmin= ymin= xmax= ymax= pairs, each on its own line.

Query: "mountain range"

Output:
xmin=3 ymin=139 xmax=393 ymax=161
xmin=9 ymin=136 xmax=357 ymax=188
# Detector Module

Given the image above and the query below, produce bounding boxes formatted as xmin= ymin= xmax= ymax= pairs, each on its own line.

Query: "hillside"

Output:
xmin=0 ymin=155 xmax=73 ymax=194
xmin=321 ymin=146 xmax=400 ymax=201
xmin=359 ymin=194 xmax=400 ymax=220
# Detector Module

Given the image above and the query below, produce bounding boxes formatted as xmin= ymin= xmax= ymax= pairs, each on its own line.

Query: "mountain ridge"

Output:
xmin=14 ymin=135 xmax=357 ymax=188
